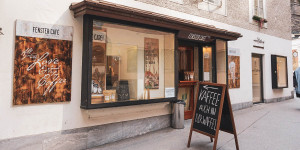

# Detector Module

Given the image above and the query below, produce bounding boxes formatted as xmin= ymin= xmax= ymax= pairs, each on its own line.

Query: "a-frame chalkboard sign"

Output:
xmin=187 ymin=82 xmax=239 ymax=150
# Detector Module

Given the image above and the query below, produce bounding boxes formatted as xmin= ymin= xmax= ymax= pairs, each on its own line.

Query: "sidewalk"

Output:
xmin=90 ymin=99 xmax=300 ymax=150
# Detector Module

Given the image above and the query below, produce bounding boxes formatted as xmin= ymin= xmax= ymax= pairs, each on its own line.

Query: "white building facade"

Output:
xmin=0 ymin=0 xmax=292 ymax=149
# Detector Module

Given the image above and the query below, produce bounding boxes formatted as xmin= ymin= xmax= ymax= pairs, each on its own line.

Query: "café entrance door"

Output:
xmin=177 ymin=41 xmax=198 ymax=120
xmin=177 ymin=39 xmax=227 ymax=119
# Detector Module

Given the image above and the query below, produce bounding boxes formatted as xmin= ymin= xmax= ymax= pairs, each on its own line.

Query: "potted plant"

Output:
xmin=252 ymin=15 xmax=267 ymax=29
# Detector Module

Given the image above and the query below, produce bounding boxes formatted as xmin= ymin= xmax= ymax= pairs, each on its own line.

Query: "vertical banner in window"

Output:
xmin=13 ymin=20 xmax=73 ymax=105
xmin=144 ymin=38 xmax=159 ymax=89
xmin=228 ymin=48 xmax=240 ymax=88
xmin=91 ymin=28 xmax=107 ymax=103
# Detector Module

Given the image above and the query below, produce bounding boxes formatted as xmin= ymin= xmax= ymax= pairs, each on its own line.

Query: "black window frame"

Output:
xmin=80 ymin=15 xmax=177 ymax=109
xmin=271 ymin=55 xmax=288 ymax=89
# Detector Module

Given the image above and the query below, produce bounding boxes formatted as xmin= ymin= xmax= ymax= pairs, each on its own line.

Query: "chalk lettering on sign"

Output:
xmin=199 ymin=105 xmax=211 ymax=114
xmin=194 ymin=113 xmax=217 ymax=130
xmin=211 ymin=107 xmax=216 ymax=116
xmin=198 ymin=89 xmax=221 ymax=107
xmin=203 ymin=85 xmax=219 ymax=90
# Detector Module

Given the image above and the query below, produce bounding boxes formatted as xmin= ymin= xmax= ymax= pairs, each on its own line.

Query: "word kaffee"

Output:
xmin=198 ymin=89 xmax=221 ymax=106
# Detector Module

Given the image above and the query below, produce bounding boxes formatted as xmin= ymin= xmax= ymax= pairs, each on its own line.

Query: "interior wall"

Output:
xmin=216 ymin=40 xmax=227 ymax=84
xmin=104 ymin=24 xmax=171 ymax=99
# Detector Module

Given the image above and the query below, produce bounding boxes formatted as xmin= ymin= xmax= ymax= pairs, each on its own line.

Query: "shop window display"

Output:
xmin=271 ymin=55 xmax=288 ymax=89
xmin=91 ymin=20 xmax=175 ymax=104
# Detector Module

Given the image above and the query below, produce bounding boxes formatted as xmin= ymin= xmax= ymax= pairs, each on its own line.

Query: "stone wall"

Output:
xmin=0 ymin=115 xmax=171 ymax=150
xmin=291 ymin=0 xmax=300 ymax=34
xmin=134 ymin=0 xmax=291 ymax=40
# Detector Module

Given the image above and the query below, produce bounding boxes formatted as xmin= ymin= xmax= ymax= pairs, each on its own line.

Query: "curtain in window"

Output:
xmin=259 ymin=0 xmax=264 ymax=17
xmin=254 ymin=0 xmax=264 ymax=17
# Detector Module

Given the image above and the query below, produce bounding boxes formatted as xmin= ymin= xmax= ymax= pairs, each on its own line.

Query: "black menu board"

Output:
xmin=188 ymin=82 xmax=239 ymax=150
xmin=117 ymin=80 xmax=130 ymax=101
xmin=193 ymin=83 xmax=224 ymax=136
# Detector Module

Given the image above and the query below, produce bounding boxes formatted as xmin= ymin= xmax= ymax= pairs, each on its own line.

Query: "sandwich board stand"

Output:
xmin=187 ymin=82 xmax=239 ymax=150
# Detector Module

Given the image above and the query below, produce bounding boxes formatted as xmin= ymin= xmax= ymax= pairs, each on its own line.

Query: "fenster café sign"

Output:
xmin=13 ymin=20 xmax=73 ymax=105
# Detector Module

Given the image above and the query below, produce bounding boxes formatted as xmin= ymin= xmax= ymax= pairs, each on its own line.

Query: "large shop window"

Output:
xmin=83 ymin=18 xmax=175 ymax=108
xmin=271 ymin=55 xmax=288 ymax=89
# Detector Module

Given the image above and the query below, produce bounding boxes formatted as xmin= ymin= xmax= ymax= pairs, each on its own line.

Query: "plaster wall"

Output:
xmin=0 ymin=0 xmax=172 ymax=140
xmin=134 ymin=0 xmax=291 ymax=40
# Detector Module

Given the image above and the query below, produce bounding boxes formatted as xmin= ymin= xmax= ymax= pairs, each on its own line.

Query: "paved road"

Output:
xmin=91 ymin=99 xmax=300 ymax=150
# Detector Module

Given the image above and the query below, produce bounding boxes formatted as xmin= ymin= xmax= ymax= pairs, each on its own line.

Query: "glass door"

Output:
xmin=202 ymin=46 xmax=213 ymax=82
xmin=177 ymin=41 xmax=198 ymax=120
xmin=252 ymin=54 xmax=263 ymax=103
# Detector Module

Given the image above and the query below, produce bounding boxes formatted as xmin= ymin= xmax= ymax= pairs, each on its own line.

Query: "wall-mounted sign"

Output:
xmin=93 ymin=30 xmax=106 ymax=43
xmin=228 ymin=48 xmax=240 ymax=88
xmin=13 ymin=20 xmax=73 ymax=105
xmin=165 ymin=88 xmax=175 ymax=98
xmin=253 ymin=37 xmax=264 ymax=49
xmin=177 ymin=31 xmax=213 ymax=42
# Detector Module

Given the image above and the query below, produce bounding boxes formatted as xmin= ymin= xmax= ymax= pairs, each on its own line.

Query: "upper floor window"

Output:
xmin=254 ymin=0 xmax=264 ymax=18
xmin=198 ymin=0 xmax=227 ymax=16
xmin=203 ymin=0 xmax=222 ymax=6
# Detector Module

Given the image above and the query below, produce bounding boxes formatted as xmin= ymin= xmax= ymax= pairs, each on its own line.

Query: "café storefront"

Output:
xmin=70 ymin=0 xmax=242 ymax=119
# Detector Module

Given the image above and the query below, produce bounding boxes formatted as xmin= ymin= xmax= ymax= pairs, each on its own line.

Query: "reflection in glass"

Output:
xmin=91 ymin=20 xmax=175 ymax=104
xmin=203 ymin=46 xmax=212 ymax=82
xmin=178 ymin=87 xmax=191 ymax=111
xmin=252 ymin=56 xmax=261 ymax=103
xmin=277 ymin=57 xmax=287 ymax=88
xmin=178 ymin=46 xmax=194 ymax=81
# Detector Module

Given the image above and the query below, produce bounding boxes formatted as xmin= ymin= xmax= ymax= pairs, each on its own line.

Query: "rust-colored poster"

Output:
xmin=13 ymin=20 xmax=73 ymax=105
xmin=228 ymin=48 xmax=240 ymax=88
xmin=144 ymin=38 xmax=159 ymax=89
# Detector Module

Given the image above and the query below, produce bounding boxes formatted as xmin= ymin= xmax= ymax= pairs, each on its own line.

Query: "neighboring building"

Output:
xmin=292 ymin=0 xmax=300 ymax=70
xmin=0 ymin=0 xmax=292 ymax=149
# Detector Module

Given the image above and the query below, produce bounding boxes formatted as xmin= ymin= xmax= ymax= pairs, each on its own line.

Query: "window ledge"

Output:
xmin=81 ymin=97 xmax=177 ymax=109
